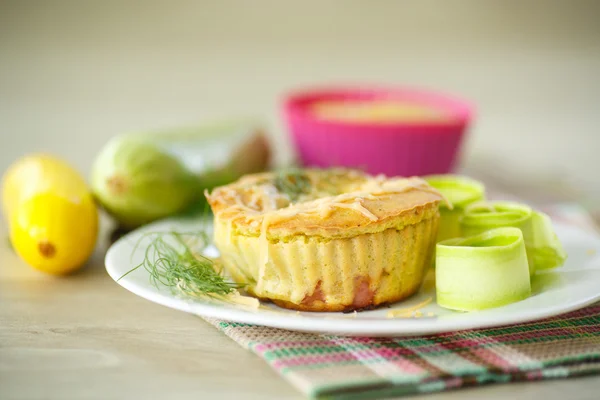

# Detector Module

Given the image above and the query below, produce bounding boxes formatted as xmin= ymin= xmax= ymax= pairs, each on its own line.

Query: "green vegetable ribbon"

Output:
xmin=425 ymin=175 xmax=486 ymax=242
xmin=460 ymin=201 xmax=567 ymax=276
xmin=436 ymin=227 xmax=531 ymax=311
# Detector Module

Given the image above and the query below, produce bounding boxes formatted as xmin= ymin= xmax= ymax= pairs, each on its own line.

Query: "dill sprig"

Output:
xmin=274 ymin=168 xmax=311 ymax=202
xmin=119 ymin=230 xmax=238 ymax=296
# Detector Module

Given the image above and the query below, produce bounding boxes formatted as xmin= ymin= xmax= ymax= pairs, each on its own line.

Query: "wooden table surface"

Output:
xmin=1 ymin=211 xmax=600 ymax=400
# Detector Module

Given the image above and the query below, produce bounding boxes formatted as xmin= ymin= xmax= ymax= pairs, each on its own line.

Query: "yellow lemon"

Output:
xmin=2 ymin=154 xmax=98 ymax=275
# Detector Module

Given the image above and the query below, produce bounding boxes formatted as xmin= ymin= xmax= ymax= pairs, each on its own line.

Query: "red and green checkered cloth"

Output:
xmin=203 ymin=204 xmax=600 ymax=399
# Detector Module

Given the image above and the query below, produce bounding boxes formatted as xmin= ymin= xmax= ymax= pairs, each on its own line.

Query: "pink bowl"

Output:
xmin=282 ymin=86 xmax=475 ymax=177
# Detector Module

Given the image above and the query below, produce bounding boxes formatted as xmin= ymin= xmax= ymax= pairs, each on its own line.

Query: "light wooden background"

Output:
xmin=1 ymin=1 xmax=599 ymax=201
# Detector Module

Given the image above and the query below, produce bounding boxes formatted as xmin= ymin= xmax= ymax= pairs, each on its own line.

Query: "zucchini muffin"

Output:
xmin=205 ymin=168 xmax=443 ymax=312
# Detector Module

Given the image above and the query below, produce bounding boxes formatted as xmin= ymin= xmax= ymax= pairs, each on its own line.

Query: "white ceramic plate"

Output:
xmin=106 ymin=217 xmax=600 ymax=337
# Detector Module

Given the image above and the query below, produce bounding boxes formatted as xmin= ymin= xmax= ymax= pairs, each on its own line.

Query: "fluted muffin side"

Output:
xmin=213 ymin=210 xmax=439 ymax=312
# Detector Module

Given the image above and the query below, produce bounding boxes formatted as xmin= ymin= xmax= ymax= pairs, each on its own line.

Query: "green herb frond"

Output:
xmin=119 ymin=230 xmax=238 ymax=296
xmin=274 ymin=168 xmax=311 ymax=202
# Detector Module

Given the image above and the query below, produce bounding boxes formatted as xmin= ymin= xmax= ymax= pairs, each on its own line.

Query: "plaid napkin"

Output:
xmin=202 ymin=204 xmax=600 ymax=399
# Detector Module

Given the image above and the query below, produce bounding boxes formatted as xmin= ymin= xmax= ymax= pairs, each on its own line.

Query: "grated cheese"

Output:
xmin=386 ymin=297 xmax=432 ymax=318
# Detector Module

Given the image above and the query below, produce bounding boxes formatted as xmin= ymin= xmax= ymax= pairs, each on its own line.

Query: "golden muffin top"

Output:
xmin=205 ymin=168 xmax=444 ymax=239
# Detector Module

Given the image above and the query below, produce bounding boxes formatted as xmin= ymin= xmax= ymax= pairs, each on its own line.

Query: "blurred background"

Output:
xmin=1 ymin=0 xmax=599 ymax=206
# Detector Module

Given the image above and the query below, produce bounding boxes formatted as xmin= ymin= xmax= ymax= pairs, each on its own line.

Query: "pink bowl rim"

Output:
xmin=283 ymin=84 xmax=475 ymax=130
